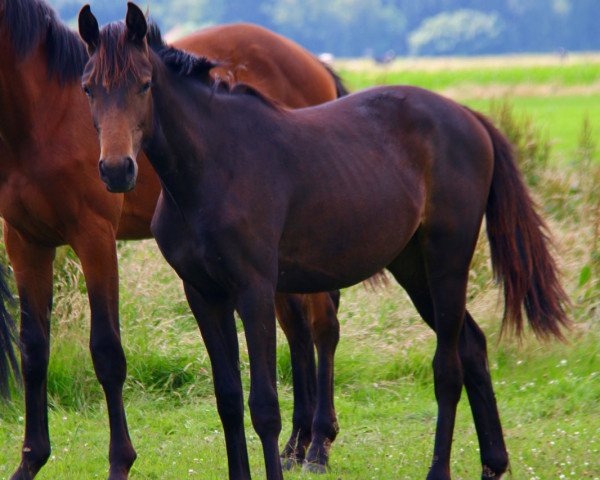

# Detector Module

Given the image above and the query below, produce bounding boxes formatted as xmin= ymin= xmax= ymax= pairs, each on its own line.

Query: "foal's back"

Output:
xmin=244 ymin=85 xmax=495 ymax=291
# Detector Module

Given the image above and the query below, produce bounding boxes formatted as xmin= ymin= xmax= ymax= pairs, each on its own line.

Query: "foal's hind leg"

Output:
xmin=389 ymin=235 xmax=508 ymax=479
xmin=5 ymin=226 xmax=54 ymax=480
xmin=460 ymin=315 xmax=509 ymax=478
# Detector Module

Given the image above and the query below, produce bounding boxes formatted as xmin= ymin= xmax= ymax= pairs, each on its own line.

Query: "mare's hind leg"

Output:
xmin=276 ymin=293 xmax=318 ymax=469
xmin=389 ymin=234 xmax=508 ymax=479
xmin=5 ymin=226 xmax=55 ymax=480
xmin=71 ymin=226 xmax=136 ymax=480
xmin=304 ymin=291 xmax=340 ymax=473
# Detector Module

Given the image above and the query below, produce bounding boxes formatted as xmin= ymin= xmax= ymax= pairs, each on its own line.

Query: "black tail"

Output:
xmin=0 ymin=261 xmax=19 ymax=398
xmin=320 ymin=61 xmax=349 ymax=98
xmin=469 ymin=109 xmax=571 ymax=340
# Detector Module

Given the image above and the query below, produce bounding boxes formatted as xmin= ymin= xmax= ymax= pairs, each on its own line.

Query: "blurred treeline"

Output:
xmin=51 ymin=0 xmax=599 ymax=57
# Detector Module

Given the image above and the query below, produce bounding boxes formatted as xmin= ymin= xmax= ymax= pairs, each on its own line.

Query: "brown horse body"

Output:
xmin=80 ymin=5 xmax=570 ymax=480
xmin=0 ymin=1 xmax=345 ymax=478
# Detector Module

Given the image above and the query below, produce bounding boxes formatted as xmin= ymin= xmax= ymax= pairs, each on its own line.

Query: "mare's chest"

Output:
xmin=0 ymin=168 xmax=73 ymax=245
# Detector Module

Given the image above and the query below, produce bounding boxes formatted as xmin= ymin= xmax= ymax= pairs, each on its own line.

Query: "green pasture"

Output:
xmin=1 ymin=54 xmax=599 ymax=479
xmin=466 ymin=95 xmax=600 ymax=163
xmin=339 ymin=55 xmax=600 ymax=162
xmin=339 ymin=57 xmax=600 ymax=92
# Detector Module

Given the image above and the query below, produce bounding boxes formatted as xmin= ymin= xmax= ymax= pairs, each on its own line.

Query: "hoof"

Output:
xmin=281 ymin=457 xmax=300 ymax=471
xmin=302 ymin=462 xmax=328 ymax=474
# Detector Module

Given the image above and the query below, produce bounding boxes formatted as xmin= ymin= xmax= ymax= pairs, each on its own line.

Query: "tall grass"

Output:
xmin=487 ymin=98 xmax=551 ymax=186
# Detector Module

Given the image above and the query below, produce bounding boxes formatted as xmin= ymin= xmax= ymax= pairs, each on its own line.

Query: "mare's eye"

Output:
xmin=140 ymin=81 xmax=152 ymax=95
xmin=82 ymin=85 xmax=92 ymax=98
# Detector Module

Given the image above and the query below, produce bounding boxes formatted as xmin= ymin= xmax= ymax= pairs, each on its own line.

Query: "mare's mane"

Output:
xmin=93 ymin=20 xmax=280 ymax=109
xmin=0 ymin=0 xmax=87 ymax=83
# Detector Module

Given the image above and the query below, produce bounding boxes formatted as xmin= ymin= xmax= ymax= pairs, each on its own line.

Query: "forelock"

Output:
xmin=89 ymin=22 xmax=149 ymax=89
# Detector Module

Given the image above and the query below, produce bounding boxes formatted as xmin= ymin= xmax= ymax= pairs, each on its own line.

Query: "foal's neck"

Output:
xmin=143 ymin=60 xmax=206 ymax=204
xmin=145 ymin=51 xmax=287 ymax=213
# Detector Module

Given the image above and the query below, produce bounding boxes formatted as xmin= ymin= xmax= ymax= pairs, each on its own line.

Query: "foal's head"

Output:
xmin=79 ymin=2 xmax=152 ymax=192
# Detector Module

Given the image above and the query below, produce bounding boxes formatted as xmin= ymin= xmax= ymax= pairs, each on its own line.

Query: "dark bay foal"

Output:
xmin=79 ymin=4 xmax=570 ymax=480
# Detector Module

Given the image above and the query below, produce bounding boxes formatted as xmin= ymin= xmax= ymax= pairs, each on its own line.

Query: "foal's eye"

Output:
xmin=140 ymin=81 xmax=152 ymax=95
xmin=82 ymin=85 xmax=93 ymax=98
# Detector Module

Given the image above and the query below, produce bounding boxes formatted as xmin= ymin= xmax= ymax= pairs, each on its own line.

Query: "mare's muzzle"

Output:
xmin=98 ymin=156 xmax=138 ymax=193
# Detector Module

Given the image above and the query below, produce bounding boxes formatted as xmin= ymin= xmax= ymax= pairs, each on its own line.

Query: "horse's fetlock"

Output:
xmin=22 ymin=441 xmax=51 ymax=471
xmin=482 ymin=453 xmax=509 ymax=478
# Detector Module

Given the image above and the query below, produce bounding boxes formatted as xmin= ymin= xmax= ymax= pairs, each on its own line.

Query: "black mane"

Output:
xmin=1 ymin=0 xmax=88 ymax=83
xmin=146 ymin=22 xmax=219 ymax=84
xmin=147 ymin=22 xmax=280 ymax=109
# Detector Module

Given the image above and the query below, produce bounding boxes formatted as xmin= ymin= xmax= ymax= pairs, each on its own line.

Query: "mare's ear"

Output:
xmin=78 ymin=4 xmax=100 ymax=54
xmin=125 ymin=2 xmax=148 ymax=46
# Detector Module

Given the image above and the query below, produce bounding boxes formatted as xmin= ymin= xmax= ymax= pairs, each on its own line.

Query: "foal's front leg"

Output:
xmin=237 ymin=282 xmax=283 ymax=480
xmin=183 ymin=283 xmax=250 ymax=480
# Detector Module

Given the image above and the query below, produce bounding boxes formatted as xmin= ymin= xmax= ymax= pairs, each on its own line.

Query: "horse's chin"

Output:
xmin=105 ymin=181 xmax=136 ymax=193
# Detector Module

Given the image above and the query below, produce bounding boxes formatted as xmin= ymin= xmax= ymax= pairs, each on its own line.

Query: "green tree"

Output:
xmin=264 ymin=0 xmax=406 ymax=56
xmin=408 ymin=9 xmax=504 ymax=56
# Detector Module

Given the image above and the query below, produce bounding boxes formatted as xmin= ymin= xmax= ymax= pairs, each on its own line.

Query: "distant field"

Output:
xmin=337 ymin=53 xmax=600 ymax=93
xmin=1 ymin=54 xmax=599 ymax=479
xmin=337 ymin=54 xmax=600 ymax=162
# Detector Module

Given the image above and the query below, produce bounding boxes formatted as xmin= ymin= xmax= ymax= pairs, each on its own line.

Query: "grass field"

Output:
xmin=1 ymin=54 xmax=599 ymax=479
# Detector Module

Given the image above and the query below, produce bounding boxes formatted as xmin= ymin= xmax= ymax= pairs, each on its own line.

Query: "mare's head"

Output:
xmin=79 ymin=2 xmax=153 ymax=193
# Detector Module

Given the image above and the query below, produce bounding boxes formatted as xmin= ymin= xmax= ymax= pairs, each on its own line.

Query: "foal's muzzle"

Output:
xmin=98 ymin=156 xmax=138 ymax=193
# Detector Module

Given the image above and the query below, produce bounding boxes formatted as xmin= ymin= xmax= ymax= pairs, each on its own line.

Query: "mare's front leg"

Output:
xmin=70 ymin=224 xmax=136 ymax=480
xmin=5 ymin=225 xmax=55 ymax=480
xmin=303 ymin=291 xmax=340 ymax=473
xmin=237 ymin=281 xmax=283 ymax=480
xmin=183 ymin=283 xmax=250 ymax=479
xmin=276 ymin=291 xmax=341 ymax=473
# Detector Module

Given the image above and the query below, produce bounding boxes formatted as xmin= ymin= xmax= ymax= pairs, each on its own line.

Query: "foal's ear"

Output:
xmin=78 ymin=4 xmax=99 ymax=54
xmin=126 ymin=2 xmax=148 ymax=46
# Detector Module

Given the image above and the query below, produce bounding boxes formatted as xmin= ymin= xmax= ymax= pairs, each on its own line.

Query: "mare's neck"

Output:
xmin=0 ymin=32 xmax=81 ymax=157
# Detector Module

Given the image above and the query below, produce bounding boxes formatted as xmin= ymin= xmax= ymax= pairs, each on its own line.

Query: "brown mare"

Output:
xmin=0 ymin=0 xmax=347 ymax=478
xmin=79 ymin=4 xmax=571 ymax=480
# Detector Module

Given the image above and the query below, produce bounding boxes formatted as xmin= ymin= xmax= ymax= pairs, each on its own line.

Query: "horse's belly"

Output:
xmin=276 ymin=208 xmax=420 ymax=293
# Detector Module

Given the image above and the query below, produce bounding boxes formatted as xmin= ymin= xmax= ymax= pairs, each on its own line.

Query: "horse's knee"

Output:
xmin=309 ymin=294 xmax=340 ymax=347
xmin=215 ymin=383 xmax=244 ymax=427
xmin=432 ymin=349 xmax=463 ymax=403
xmin=248 ymin=393 xmax=281 ymax=439
xmin=459 ymin=318 xmax=491 ymax=380
xmin=20 ymin=329 xmax=49 ymax=382
xmin=89 ymin=333 xmax=126 ymax=386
